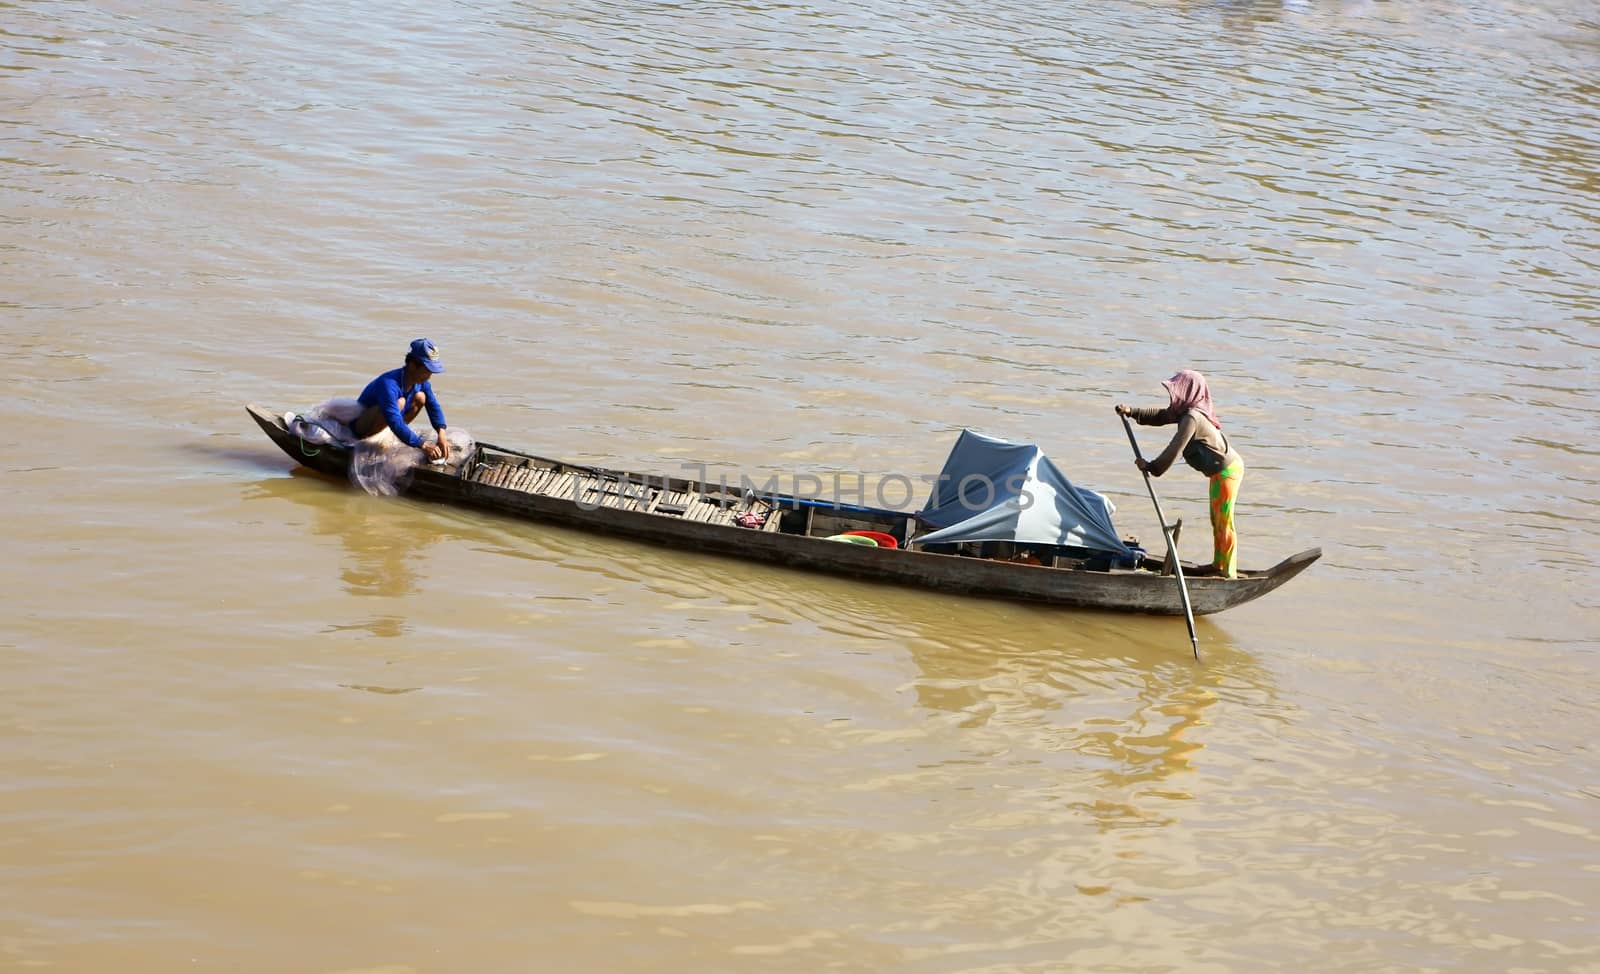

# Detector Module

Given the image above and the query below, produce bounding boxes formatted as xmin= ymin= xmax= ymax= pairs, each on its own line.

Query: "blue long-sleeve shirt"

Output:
xmin=357 ymin=368 xmax=446 ymax=447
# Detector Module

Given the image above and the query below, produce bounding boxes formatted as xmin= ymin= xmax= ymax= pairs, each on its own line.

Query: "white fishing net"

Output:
xmin=287 ymin=397 xmax=474 ymax=496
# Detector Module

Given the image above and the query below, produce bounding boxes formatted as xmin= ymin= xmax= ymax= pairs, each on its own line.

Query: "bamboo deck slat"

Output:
xmin=547 ymin=473 xmax=577 ymax=500
xmin=468 ymin=459 xmax=773 ymax=530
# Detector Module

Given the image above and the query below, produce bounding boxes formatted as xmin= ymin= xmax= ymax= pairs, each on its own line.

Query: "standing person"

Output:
xmin=353 ymin=338 xmax=451 ymax=462
xmin=1115 ymin=370 xmax=1243 ymax=577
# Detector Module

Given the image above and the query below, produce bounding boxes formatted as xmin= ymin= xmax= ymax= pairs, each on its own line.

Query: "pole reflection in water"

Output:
xmin=901 ymin=607 xmax=1277 ymax=834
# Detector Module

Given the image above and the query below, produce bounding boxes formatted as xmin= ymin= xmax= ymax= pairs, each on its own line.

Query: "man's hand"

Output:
xmin=1115 ymin=403 xmax=1130 ymax=417
xmin=422 ymin=442 xmax=443 ymax=462
xmin=437 ymin=433 xmax=452 ymax=460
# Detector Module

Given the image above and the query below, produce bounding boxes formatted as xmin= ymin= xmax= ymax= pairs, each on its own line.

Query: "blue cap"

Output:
xmin=408 ymin=338 xmax=444 ymax=373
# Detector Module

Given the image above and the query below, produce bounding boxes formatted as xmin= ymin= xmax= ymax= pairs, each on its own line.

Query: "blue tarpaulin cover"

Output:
xmin=913 ymin=429 xmax=1126 ymax=553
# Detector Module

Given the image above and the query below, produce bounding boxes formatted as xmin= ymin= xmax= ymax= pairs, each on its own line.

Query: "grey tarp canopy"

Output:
xmin=911 ymin=429 xmax=1127 ymax=553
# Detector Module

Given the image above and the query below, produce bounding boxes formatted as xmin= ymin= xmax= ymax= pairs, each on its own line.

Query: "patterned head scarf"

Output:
xmin=1161 ymin=369 xmax=1221 ymax=428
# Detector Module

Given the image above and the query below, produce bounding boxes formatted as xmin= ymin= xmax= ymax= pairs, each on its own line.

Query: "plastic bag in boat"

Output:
xmin=290 ymin=397 xmax=474 ymax=497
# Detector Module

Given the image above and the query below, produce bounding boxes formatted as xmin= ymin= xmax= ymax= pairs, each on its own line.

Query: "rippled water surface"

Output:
xmin=3 ymin=0 xmax=1598 ymax=971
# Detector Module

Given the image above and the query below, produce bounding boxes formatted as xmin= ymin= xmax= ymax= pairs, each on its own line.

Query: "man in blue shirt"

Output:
xmin=353 ymin=338 xmax=451 ymax=461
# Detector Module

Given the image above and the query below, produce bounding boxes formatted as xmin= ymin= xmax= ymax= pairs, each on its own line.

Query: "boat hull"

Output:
xmin=247 ymin=405 xmax=1319 ymax=616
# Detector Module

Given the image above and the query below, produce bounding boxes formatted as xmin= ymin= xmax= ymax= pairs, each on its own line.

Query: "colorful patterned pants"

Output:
xmin=1209 ymin=460 xmax=1243 ymax=578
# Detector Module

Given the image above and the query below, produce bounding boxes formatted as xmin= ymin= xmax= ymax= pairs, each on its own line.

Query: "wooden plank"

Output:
xmin=614 ymin=479 xmax=642 ymax=509
xmin=655 ymin=490 xmax=690 ymax=516
xmin=617 ymin=481 xmax=647 ymax=512
xmin=605 ymin=480 xmax=633 ymax=509
xmin=572 ymin=474 xmax=597 ymax=502
xmin=609 ymin=481 xmax=636 ymax=512
xmin=547 ymin=473 xmax=577 ymax=500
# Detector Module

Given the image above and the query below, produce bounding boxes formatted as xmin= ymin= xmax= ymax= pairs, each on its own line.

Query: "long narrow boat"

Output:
xmin=247 ymin=405 xmax=1319 ymax=616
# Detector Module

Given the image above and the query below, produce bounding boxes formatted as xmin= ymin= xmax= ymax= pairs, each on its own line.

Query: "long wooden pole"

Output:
xmin=1120 ymin=413 xmax=1200 ymax=661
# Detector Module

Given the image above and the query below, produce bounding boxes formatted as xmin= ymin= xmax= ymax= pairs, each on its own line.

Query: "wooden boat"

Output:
xmin=247 ymin=405 xmax=1320 ymax=616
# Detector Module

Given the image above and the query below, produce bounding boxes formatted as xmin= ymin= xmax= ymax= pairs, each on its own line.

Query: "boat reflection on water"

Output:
xmin=886 ymin=597 xmax=1280 ymax=834
xmin=246 ymin=461 xmax=1278 ymax=843
xmin=609 ymin=539 xmax=1281 ymax=835
xmin=244 ymin=470 xmax=466 ymax=637
xmin=878 ymin=620 xmax=1278 ymax=913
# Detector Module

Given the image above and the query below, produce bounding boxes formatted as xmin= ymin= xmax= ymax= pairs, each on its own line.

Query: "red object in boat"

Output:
xmin=843 ymin=530 xmax=898 ymax=549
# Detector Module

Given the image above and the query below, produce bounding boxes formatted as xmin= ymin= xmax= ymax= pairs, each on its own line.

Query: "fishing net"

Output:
xmin=287 ymin=397 xmax=474 ymax=496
